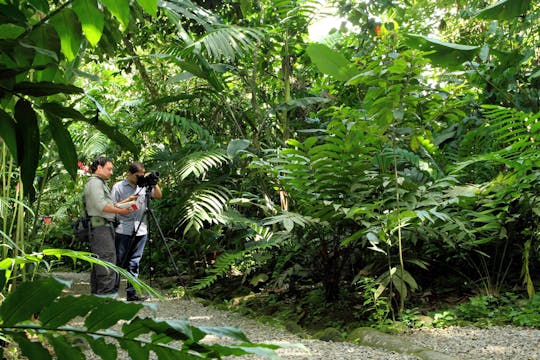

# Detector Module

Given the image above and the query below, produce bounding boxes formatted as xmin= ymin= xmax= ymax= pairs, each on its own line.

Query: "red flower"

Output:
xmin=43 ymin=216 xmax=52 ymax=225
xmin=78 ymin=161 xmax=89 ymax=173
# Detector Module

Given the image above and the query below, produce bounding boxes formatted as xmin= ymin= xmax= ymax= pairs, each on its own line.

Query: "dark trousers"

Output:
xmin=115 ymin=233 xmax=148 ymax=297
xmin=89 ymin=225 xmax=118 ymax=294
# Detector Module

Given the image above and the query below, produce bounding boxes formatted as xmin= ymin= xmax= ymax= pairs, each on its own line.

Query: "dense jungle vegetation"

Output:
xmin=1 ymin=0 xmax=540 ymax=356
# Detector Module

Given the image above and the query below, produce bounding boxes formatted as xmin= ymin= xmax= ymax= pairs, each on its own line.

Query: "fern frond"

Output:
xmin=72 ymin=132 xmax=109 ymax=159
xmin=191 ymin=225 xmax=284 ymax=290
xmin=179 ymin=184 xmax=231 ymax=234
xmin=482 ymin=105 xmax=540 ymax=150
xmin=152 ymin=111 xmax=211 ymax=140
xmin=178 ymin=150 xmax=230 ymax=180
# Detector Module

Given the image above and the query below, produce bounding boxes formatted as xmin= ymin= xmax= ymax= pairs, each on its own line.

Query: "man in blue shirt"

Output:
xmin=111 ymin=161 xmax=162 ymax=301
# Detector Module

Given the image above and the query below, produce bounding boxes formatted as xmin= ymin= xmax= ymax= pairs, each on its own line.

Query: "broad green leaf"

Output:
xmin=40 ymin=295 xmax=100 ymax=328
xmin=73 ymin=0 xmax=104 ymax=47
xmin=404 ymin=34 xmax=479 ymax=67
xmin=26 ymin=24 xmax=60 ymax=81
xmin=306 ymin=43 xmax=359 ymax=81
xmin=99 ymin=0 xmax=130 ymax=30
xmin=80 ymin=334 xmax=117 ymax=360
xmin=49 ymin=9 xmax=82 ymax=61
xmin=239 ymin=0 xmax=251 ymax=17
xmin=47 ymin=115 xmax=78 ymax=180
xmin=19 ymin=42 xmax=58 ymax=63
xmin=14 ymin=99 xmax=40 ymax=197
xmin=10 ymin=333 xmax=52 ymax=360
xmin=46 ymin=334 xmax=85 ymax=360
xmin=476 ymin=0 xmax=531 ymax=20
xmin=0 ymin=23 xmax=25 ymax=39
xmin=0 ymin=2 xmax=27 ymax=24
xmin=341 ymin=228 xmax=364 ymax=246
xmin=122 ymin=317 xmax=194 ymax=341
xmin=42 ymin=102 xmax=87 ymax=120
xmin=0 ymin=109 xmax=18 ymax=163
xmin=392 ymin=276 xmax=407 ymax=299
xmin=227 ymin=139 xmax=250 ymax=157
xmin=118 ymin=339 xmax=150 ymax=360
xmin=0 ymin=276 xmax=67 ymax=325
xmin=28 ymin=0 xmax=50 ymax=12
xmin=13 ymin=82 xmax=83 ymax=96
xmin=85 ymin=300 xmax=143 ymax=332
xmin=207 ymin=343 xmax=281 ymax=359
xmin=200 ymin=326 xmax=251 ymax=342
xmin=0 ymin=270 xmax=7 ymax=293
xmin=177 ymin=59 xmax=225 ymax=91
xmin=136 ymin=0 xmax=158 ymax=17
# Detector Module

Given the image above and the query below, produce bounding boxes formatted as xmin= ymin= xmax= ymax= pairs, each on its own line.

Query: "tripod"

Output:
xmin=118 ymin=185 xmax=180 ymax=288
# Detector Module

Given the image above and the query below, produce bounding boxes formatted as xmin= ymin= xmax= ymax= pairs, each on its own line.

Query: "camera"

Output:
xmin=137 ymin=171 xmax=160 ymax=187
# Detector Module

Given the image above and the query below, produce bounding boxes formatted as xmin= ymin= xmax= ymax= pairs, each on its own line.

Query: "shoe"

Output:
xmin=94 ymin=292 xmax=118 ymax=299
xmin=126 ymin=294 xmax=148 ymax=302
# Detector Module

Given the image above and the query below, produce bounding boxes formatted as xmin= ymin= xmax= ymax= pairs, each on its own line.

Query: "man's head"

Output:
xmin=91 ymin=156 xmax=113 ymax=180
xmin=126 ymin=161 xmax=145 ymax=186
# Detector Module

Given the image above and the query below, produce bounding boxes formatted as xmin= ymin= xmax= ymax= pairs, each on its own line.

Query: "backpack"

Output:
xmin=71 ymin=195 xmax=91 ymax=245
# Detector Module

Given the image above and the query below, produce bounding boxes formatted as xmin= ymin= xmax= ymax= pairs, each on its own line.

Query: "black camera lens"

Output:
xmin=136 ymin=171 xmax=160 ymax=187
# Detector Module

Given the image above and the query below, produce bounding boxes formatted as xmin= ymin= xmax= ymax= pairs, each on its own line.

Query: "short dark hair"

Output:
xmin=90 ymin=156 xmax=112 ymax=173
xmin=128 ymin=161 xmax=144 ymax=174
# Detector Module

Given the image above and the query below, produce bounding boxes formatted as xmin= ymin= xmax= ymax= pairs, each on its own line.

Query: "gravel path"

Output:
xmin=55 ymin=272 xmax=540 ymax=360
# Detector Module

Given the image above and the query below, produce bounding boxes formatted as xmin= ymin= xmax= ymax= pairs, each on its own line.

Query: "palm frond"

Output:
xmin=161 ymin=0 xmax=218 ymax=31
xmin=191 ymin=26 xmax=265 ymax=62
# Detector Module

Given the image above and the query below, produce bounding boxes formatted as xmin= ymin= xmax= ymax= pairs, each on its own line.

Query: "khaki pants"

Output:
xmin=89 ymin=225 xmax=118 ymax=294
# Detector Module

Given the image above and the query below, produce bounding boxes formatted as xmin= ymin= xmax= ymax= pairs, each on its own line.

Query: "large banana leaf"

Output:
xmin=306 ymin=43 xmax=359 ymax=81
xmin=404 ymin=34 xmax=479 ymax=67
xmin=0 ymin=276 xmax=282 ymax=359
xmin=475 ymin=0 xmax=531 ymax=20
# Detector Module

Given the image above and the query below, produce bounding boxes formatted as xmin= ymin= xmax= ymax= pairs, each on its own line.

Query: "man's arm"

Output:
xmin=103 ymin=203 xmax=133 ymax=216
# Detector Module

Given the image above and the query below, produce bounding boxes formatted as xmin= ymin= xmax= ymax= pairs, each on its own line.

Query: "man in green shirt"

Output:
xmin=84 ymin=156 xmax=135 ymax=295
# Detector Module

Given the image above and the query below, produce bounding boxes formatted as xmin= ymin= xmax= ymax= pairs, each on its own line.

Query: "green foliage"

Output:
xmin=191 ymin=217 xmax=284 ymax=290
xmin=475 ymin=0 xmax=531 ymax=20
xmin=306 ymin=43 xmax=359 ymax=81
xmin=0 ymin=276 xmax=282 ymax=359
xmin=0 ymin=0 xmax=159 ymax=197
xmin=404 ymin=34 xmax=480 ymax=67
xmin=354 ymin=277 xmax=392 ymax=325
xmin=0 ymin=248 xmax=160 ymax=298
xmin=427 ymin=292 xmax=540 ymax=328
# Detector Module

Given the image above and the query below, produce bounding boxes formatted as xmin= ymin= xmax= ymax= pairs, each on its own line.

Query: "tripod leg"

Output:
xmin=147 ymin=209 xmax=181 ymax=277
